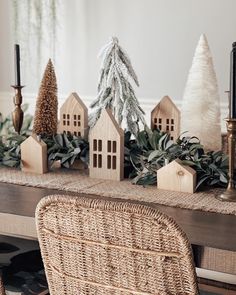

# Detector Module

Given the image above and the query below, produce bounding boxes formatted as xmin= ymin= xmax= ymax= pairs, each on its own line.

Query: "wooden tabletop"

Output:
xmin=0 ymin=182 xmax=235 ymax=251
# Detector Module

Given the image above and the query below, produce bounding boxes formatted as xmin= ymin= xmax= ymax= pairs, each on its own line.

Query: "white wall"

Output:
xmin=0 ymin=0 xmax=234 ymax=122
xmin=0 ymin=1 xmax=235 ymax=283
xmin=0 ymin=0 xmax=14 ymax=93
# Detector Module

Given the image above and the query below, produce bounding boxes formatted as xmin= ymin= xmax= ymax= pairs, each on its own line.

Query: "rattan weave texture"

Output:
xmin=36 ymin=195 xmax=199 ymax=295
xmin=0 ymin=277 xmax=5 ymax=295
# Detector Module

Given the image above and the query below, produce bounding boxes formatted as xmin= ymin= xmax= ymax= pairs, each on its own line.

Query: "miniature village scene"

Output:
xmin=2 ymin=35 xmax=228 ymax=195
xmin=4 ymin=2 xmax=236 ymax=294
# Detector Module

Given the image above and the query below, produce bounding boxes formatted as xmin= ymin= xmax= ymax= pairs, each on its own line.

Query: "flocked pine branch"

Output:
xmin=89 ymin=37 xmax=146 ymax=136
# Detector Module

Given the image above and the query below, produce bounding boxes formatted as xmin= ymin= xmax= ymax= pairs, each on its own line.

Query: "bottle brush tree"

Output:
xmin=181 ymin=34 xmax=221 ymax=151
xmin=33 ymin=59 xmax=58 ymax=136
xmin=89 ymin=37 xmax=146 ymax=136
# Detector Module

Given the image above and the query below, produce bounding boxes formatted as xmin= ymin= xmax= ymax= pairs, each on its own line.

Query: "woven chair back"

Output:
xmin=36 ymin=195 xmax=199 ymax=295
xmin=0 ymin=277 xmax=5 ymax=295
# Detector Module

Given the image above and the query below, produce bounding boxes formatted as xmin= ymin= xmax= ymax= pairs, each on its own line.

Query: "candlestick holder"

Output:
xmin=217 ymin=118 xmax=236 ymax=201
xmin=11 ymin=85 xmax=24 ymax=134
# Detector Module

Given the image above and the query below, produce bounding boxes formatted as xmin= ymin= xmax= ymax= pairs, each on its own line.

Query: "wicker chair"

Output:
xmin=0 ymin=276 xmax=5 ymax=295
xmin=36 ymin=195 xmax=199 ymax=295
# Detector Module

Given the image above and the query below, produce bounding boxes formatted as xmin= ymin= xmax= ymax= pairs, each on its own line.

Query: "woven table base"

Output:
xmin=0 ymin=167 xmax=234 ymax=216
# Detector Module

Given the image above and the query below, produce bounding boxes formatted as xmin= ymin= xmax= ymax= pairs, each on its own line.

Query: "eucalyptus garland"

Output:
xmin=125 ymin=127 xmax=228 ymax=189
xmin=0 ymin=112 xmax=228 ymax=191
xmin=0 ymin=108 xmax=89 ymax=169
xmin=43 ymin=134 xmax=89 ymax=169
xmin=0 ymin=133 xmax=89 ymax=170
xmin=0 ymin=105 xmax=33 ymax=168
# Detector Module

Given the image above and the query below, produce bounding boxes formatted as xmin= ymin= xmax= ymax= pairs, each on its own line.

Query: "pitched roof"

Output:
xmin=151 ymin=95 xmax=180 ymax=115
xmin=91 ymin=108 xmax=123 ymax=137
xmin=21 ymin=134 xmax=47 ymax=147
xmin=158 ymin=159 xmax=196 ymax=175
xmin=62 ymin=92 xmax=88 ymax=111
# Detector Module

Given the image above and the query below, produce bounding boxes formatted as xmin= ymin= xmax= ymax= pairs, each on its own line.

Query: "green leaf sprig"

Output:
xmin=43 ymin=133 xmax=89 ymax=168
xmin=125 ymin=127 xmax=228 ymax=190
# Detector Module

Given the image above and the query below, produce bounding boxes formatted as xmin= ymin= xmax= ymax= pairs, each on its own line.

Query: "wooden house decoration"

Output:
xmin=58 ymin=92 xmax=88 ymax=139
xmin=89 ymin=108 xmax=124 ymax=181
xmin=151 ymin=96 xmax=180 ymax=141
xmin=157 ymin=159 xmax=196 ymax=193
xmin=21 ymin=134 xmax=48 ymax=174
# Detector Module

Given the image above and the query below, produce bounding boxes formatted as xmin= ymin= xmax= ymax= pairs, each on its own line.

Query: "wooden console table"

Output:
xmin=0 ymin=182 xmax=235 ymax=249
xmin=1 ymin=182 xmax=236 ymax=280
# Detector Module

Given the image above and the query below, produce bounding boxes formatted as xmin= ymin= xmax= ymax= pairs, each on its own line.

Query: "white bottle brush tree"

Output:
xmin=181 ymin=34 xmax=221 ymax=151
xmin=89 ymin=37 xmax=146 ymax=136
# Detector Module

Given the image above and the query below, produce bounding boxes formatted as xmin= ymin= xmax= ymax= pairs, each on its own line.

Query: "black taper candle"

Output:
xmin=230 ymin=42 xmax=236 ymax=118
xmin=14 ymin=44 xmax=21 ymax=86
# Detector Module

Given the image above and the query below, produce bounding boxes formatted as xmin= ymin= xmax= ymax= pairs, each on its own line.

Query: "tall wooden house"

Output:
xmin=151 ymin=96 xmax=180 ymax=141
xmin=89 ymin=109 xmax=124 ymax=181
xmin=58 ymin=92 xmax=88 ymax=139
xmin=21 ymin=134 xmax=48 ymax=174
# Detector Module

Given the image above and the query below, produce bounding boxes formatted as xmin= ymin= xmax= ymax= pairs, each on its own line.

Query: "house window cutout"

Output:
xmin=93 ymin=139 xmax=102 ymax=168
xmin=107 ymin=155 xmax=111 ymax=169
xmin=73 ymin=114 xmax=81 ymax=128
xmin=98 ymin=154 xmax=102 ymax=168
xmin=63 ymin=114 xmax=66 ymax=119
xmin=113 ymin=141 xmax=117 ymax=153
xmin=63 ymin=120 xmax=66 ymax=126
xmin=107 ymin=141 xmax=111 ymax=152
xmin=159 ymin=118 xmax=162 ymax=123
xmin=154 ymin=118 xmax=157 ymax=123
xmin=112 ymin=156 xmax=116 ymax=169
xmin=98 ymin=140 xmax=102 ymax=151
xmin=78 ymin=132 xmax=81 ymax=137
xmin=93 ymin=140 xmax=97 ymax=151
xmin=93 ymin=154 xmax=97 ymax=167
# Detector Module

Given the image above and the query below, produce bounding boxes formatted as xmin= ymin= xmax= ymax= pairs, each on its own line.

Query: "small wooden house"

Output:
xmin=151 ymin=96 xmax=180 ymax=141
xmin=157 ymin=160 xmax=196 ymax=193
xmin=21 ymin=134 xmax=48 ymax=174
xmin=58 ymin=92 xmax=88 ymax=139
xmin=89 ymin=108 xmax=124 ymax=181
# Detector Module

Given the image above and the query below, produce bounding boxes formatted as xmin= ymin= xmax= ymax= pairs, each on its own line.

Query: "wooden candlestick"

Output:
xmin=11 ymin=85 xmax=24 ymax=134
xmin=217 ymin=119 xmax=236 ymax=201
